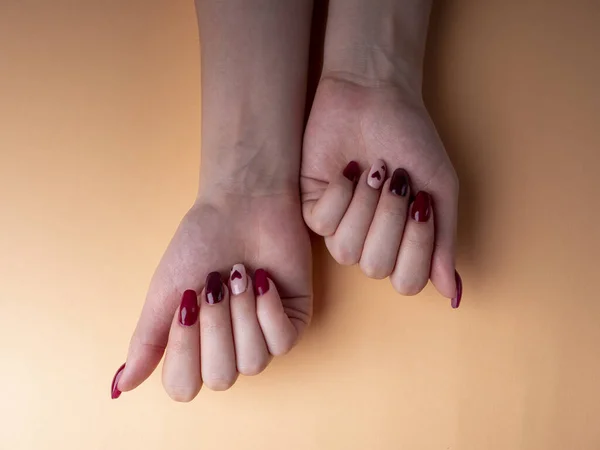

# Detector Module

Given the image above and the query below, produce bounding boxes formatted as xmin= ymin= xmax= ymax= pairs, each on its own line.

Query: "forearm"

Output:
xmin=322 ymin=0 xmax=432 ymax=91
xmin=196 ymin=0 xmax=313 ymax=194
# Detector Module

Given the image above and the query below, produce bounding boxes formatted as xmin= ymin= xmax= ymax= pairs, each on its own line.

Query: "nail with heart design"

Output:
xmin=367 ymin=159 xmax=386 ymax=189
xmin=230 ymin=263 xmax=248 ymax=295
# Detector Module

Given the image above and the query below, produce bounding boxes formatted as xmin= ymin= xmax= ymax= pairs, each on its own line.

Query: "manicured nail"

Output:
xmin=451 ymin=271 xmax=463 ymax=309
xmin=389 ymin=168 xmax=410 ymax=196
xmin=205 ymin=272 xmax=224 ymax=304
xmin=111 ymin=363 xmax=126 ymax=399
xmin=179 ymin=289 xmax=199 ymax=326
xmin=367 ymin=159 xmax=386 ymax=189
xmin=230 ymin=264 xmax=248 ymax=295
xmin=411 ymin=191 xmax=432 ymax=222
xmin=343 ymin=161 xmax=360 ymax=182
xmin=254 ymin=269 xmax=270 ymax=296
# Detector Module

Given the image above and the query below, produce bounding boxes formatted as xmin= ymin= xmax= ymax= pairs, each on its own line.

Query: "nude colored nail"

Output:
xmin=367 ymin=159 xmax=386 ymax=189
xmin=230 ymin=264 xmax=248 ymax=295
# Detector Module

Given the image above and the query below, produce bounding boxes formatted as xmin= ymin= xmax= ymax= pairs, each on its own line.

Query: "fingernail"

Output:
xmin=367 ymin=159 xmax=386 ymax=189
xmin=343 ymin=161 xmax=360 ymax=182
xmin=230 ymin=264 xmax=248 ymax=295
xmin=389 ymin=168 xmax=410 ymax=196
xmin=205 ymin=272 xmax=224 ymax=304
xmin=411 ymin=191 xmax=431 ymax=222
xmin=111 ymin=363 xmax=126 ymax=399
xmin=451 ymin=271 xmax=463 ymax=309
xmin=254 ymin=269 xmax=270 ymax=296
xmin=179 ymin=289 xmax=199 ymax=326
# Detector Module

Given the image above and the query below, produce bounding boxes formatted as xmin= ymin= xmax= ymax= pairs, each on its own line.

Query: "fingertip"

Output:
xmin=430 ymin=257 xmax=457 ymax=300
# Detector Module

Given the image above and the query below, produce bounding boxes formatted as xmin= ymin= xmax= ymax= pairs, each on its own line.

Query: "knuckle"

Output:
xmin=332 ymin=242 xmax=360 ymax=266
xmin=164 ymin=383 xmax=201 ymax=403
xmin=360 ymin=258 xmax=391 ymax=280
xmin=391 ymin=276 xmax=427 ymax=297
xmin=204 ymin=373 xmax=237 ymax=391
xmin=269 ymin=335 xmax=296 ymax=357
xmin=238 ymin=357 xmax=269 ymax=376
xmin=311 ymin=214 xmax=335 ymax=237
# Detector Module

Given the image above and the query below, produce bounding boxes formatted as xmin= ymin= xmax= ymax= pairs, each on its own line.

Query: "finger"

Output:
xmin=117 ymin=277 xmax=180 ymax=392
xmin=200 ymin=272 xmax=238 ymax=391
xmin=326 ymin=160 xmax=386 ymax=265
xmin=390 ymin=191 xmax=435 ymax=296
xmin=360 ymin=169 xmax=411 ymax=279
xmin=229 ymin=264 xmax=270 ymax=376
xmin=428 ymin=173 xmax=460 ymax=300
xmin=302 ymin=161 xmax=360 ymax=236
xmin=161 ymin=290 xmax=202 ymax=402
xmin=255 ymin=269 xmax=297 ymax=356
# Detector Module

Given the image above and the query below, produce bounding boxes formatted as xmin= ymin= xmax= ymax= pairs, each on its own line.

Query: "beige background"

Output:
xmin=1 ymin=1 xmax=600 ymax=449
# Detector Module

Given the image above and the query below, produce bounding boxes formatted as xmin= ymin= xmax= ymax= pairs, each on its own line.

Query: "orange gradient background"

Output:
xmin=1 ymin=1 xmax=600 ymax=449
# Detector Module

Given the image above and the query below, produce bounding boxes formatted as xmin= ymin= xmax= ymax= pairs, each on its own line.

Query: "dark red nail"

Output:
xmin=205 ymin=272 xmax=224 ymax=304
xmin=254 ymin=269 xmax=270 ymax=296
xmin=411 ymin=191 xmax=431 ymax=222
xmin=343 ymin=161 xmax=360 ymax=182
xmin=111 ymin=363 xmax=125 ymax=399
xmin=389 ymin=168 xmax=410 ymax=196
xmin=451 ymin=271 xmax=463 ymax=309
xmin=179 ymin=290 xmax=199 ymax=326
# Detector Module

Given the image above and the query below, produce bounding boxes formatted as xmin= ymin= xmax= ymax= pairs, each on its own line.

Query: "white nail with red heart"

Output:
xmin=230 ymin=263 xmax=248 ymax=295
xmin=367 ymin=159 xmax=386 ymax=189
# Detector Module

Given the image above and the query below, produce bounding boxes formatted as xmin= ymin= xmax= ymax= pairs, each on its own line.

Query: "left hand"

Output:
xmin=301 ymin=75 xmax=461 ymax=306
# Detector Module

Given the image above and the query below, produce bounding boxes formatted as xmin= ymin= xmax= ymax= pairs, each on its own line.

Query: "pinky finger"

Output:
xmin=255 ymin=269 xmax=297 ymax=356
xmin=302 ymin=161 xmax=360 ymax=236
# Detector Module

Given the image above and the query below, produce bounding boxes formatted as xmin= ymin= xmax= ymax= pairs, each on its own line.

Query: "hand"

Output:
xmin=112 ymin=188 xmax=311 ymax=401
xmin=301 ymin=76 xmax=460 ymax=305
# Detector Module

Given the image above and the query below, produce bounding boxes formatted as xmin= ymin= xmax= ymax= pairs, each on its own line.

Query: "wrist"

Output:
xmin=322 ymin=0 xmax=431 ymax=92
xmin=198 ymin=139 xmax=300 ymax=198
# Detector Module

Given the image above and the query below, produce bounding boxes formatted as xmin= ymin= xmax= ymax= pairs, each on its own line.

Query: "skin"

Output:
xmin=116 ymin=0 xmax=314 ymax=400
xmin=114 ymin=0 xmax=460 ymax=400
xmin=302 ymin=0 xmax=459 ymax=298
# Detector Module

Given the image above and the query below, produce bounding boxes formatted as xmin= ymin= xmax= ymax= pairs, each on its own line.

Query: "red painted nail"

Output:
xmin=254 ymin=269 xmax=270 ymax=296
xmin=205 ymin=272 xmax=224 ymax=304
xmin=111 ymin=363 xmax=126 ymax=399
xmin=389 ymin=168 xmax=410 ymax=197
xmin=451 ymin=271 xmax=463 ymax=309
xmin=179 ymin=290 xmax=199 ymax=326
xmin=343 ymin=161 xmax=360 ymax=182
xmin=411 ymin=191 xmax=432 ymax=222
